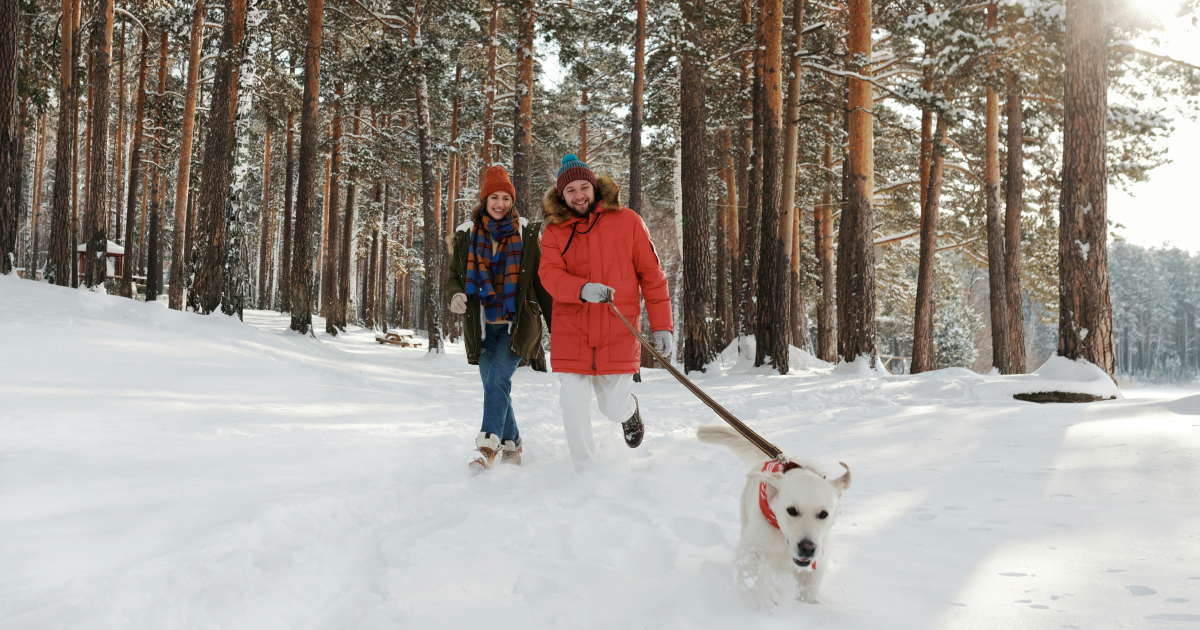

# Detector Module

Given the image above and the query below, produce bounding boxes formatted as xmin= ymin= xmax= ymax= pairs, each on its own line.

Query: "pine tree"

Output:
xmin=1058 ymin=0 xmax=1114 ymax=377
xmin=289 ymin=0 xmax=325 ymax=335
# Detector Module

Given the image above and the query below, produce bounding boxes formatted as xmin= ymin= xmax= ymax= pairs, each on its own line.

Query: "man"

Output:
xmin=539 ymin=154 xmax=674 ymax=464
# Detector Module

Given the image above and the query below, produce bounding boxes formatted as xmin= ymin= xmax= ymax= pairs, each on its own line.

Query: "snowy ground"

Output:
xmin=3 ymin=275 xmax=1199 ymax=629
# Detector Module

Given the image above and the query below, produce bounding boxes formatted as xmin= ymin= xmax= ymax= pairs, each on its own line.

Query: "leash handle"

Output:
xmin=600 ymin=293 xmax=785 ymax=461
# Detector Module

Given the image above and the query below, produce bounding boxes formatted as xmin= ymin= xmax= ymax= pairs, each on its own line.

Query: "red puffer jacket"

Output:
xmin=538 ymin=174 xmax=673 ymax=375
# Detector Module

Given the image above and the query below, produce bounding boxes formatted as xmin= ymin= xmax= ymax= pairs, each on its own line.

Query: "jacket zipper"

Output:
xmin=592 ymin=348 xmax=596 ymax=371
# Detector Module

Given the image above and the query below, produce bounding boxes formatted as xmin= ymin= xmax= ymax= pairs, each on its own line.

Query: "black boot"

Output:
xmin=622 ymin=394 xmax=644 ymax=448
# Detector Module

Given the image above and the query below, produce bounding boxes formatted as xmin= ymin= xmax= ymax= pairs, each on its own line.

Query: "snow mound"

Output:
xmin=832 ymin=354 xmax=891 ymax=377
xmin=789 ymin=345 xmax=833 ymax=371
xmin=719 ymin=337 xmax=832 ymax=374
xmin=963 ymin=354 xmax=1121 ymax=402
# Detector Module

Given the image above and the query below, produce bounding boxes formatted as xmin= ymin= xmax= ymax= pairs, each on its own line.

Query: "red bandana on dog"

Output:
xmin=758 ymin=460 xmax=803 ymax=530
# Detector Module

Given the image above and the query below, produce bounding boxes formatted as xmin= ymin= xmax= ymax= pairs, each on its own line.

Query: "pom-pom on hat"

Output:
xmin=479 ymin=165 xmax=516 ymax=202
xmin=556 ymin=154 xmax=597 ymax=197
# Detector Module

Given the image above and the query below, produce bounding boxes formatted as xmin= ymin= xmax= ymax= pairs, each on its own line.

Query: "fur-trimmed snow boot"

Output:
xmin=622 ymin=394 xmax=644 ymax=448
xmin=469 ymin=432 xmax=502 ymax=472
xmin=500 ymin=439 xmax=523 ymax=465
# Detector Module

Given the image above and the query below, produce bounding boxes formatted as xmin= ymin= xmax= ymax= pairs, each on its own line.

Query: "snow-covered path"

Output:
xmin=3 ymin=275 xmax=1199 ymax=629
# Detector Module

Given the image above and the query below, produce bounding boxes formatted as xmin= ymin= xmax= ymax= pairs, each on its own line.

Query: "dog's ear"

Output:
xmin=829 ymin=462 xmax=852 ymax=497
xmin=747 ymin=471 xmax=786 ymax=501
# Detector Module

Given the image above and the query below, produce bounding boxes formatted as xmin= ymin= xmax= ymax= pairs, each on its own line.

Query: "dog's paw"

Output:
xmin=736 ymin=549 xmax=782 ymax=612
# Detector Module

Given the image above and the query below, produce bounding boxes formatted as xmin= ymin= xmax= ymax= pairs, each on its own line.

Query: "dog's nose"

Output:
xmin=798 ymin=540 xmax=816 ymax=558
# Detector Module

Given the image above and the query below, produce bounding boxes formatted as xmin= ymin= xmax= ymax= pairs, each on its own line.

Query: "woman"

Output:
xmin=446 ymin=166 xmax=553 ymax=472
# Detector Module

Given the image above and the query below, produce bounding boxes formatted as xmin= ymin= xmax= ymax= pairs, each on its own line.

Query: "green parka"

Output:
xmin=445 ymin=217 xmax=554 ymax=365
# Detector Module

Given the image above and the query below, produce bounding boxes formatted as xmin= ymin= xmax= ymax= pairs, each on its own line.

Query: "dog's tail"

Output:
xmin=696 ymin=424 xmax=769 ymax=465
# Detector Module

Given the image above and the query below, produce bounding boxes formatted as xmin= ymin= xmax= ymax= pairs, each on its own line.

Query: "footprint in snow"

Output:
xmin=913 ymin=513 xmax=937 ymax=522
xmin=1126 ymin=585 xmax=1156 ymax=596
xmin=1166 ymin=598 xmax=1190 ymax=603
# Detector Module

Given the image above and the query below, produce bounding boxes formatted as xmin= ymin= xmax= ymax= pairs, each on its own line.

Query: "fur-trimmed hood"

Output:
xmin=542 ymin=174 xmax=622 ymax=226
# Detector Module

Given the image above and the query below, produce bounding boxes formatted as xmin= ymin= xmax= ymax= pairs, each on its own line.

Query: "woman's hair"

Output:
xmin=470 ymin=193 xmax=518 ymax=226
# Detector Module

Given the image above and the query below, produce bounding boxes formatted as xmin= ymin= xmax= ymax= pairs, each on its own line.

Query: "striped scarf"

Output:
xmin=465 ymin=216 xmax=523 ymax=322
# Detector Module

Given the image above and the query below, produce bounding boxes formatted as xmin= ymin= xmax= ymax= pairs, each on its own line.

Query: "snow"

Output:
xmin=2 ymin=275 xmax=1199 ymax=629
xmin=833 ymin=354 xmax=893 ymax=377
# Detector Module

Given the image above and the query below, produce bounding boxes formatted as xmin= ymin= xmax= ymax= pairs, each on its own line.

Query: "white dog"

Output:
xmin=697 ymin=424 xmax=851 ymax=609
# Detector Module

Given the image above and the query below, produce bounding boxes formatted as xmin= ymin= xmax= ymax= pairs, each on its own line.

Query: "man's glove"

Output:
xmin=580 ymin=283 xmax=614 ymax=303
xmin=653 ymin=330 xmax=674 ymax=360
xmin=449 ymin=292 xmax=468 ymax=314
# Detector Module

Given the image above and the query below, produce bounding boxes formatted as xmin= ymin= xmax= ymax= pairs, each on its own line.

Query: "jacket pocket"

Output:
xmin=551 ymin=303 xmax=582 ymax=360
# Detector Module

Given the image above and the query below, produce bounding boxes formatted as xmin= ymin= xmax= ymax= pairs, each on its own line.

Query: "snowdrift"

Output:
xmin=1 ymin=275 xmax=1195 ymax=630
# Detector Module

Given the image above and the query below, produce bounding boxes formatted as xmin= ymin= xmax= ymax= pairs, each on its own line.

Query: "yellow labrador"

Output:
xmin=697 ymin=424 xmax=851 ymax=609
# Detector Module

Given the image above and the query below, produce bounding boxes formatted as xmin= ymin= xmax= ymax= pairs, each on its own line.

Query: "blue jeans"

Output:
xmin=479 ymin=323 xmax=522 ymax=444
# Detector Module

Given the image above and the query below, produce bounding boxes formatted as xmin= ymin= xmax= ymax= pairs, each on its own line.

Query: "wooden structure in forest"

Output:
xmin=76 ymin=240 xmax=125 ymax=280
xmin=376 ymin=329 xmax=423 ymax=348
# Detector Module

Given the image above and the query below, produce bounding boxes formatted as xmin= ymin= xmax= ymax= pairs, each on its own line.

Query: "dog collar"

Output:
xmin=758 ymin=460 xmax=803 ymax=530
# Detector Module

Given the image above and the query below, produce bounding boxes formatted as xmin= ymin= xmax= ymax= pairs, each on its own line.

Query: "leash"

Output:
xmin=601 ymin=293 xmax=788 ymax=462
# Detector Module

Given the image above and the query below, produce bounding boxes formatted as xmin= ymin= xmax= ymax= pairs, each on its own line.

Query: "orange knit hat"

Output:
xmin=479 ymin=166 xmax=516 ymax=202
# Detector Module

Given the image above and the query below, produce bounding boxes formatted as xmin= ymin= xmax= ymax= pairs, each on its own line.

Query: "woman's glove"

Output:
xmin=580 ymin=283 xmax=614 ymax=303
xmin=449 ymin=292 xmax=468 ymax=314
xmin=653 ymin=330 xmax=674 ymax=360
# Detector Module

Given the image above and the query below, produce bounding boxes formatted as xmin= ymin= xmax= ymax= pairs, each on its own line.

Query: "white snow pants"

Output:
xmin=558 ymin=373 xmax=637 ymax=463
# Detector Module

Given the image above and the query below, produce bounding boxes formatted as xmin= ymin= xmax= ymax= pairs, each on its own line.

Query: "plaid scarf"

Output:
xmin=465 ymin=215 xmax=523 ymax=322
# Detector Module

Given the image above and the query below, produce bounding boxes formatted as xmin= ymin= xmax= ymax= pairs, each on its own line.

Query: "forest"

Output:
xmin=1 ymin=0 xmax=1198 ymax=380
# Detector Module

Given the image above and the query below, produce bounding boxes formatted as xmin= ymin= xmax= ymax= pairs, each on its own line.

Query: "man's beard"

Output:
xmin=569 ymin=198 xmax=599 ymax=217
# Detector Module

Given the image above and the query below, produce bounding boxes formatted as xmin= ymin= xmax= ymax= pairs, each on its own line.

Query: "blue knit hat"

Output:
xmin=556 ymin=154 xmax=597 ymax=196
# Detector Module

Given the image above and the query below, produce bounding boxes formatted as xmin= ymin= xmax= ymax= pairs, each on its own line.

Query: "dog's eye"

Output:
xmin=786 ymin=507 xmax=799 ymax=517
xmin=818 ymin=510 xmax=829 ymax=519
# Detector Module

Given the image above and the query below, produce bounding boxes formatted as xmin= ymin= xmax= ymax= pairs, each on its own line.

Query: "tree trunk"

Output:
xmin=815 ymin=112 xmax=835 ymax=362
xmin=257 ymin=122 xmax=273 ymax=309
xmin=190 ymin=0 xmax=247 ymax=313
xmin=29 ymin=115 xmax=47 ymax=276
xmin=629 ymin=0 xmax=646 ymax=214
xmin=169 ymin=0 xmax=205 ymax=309
xmin=678 ymin=0 xmax=715 ymax=373
xmin=718 ymin=129 xmax=737 ymax=343
xmin=754 ymin=0 xmax=788 ymax=372
xmin=412 ymin=19 xmax=442 ymax=352
xmin=918 ymin=69 xmax=932 ymax=214
xmin=579 ymin=83 xmax=588 ymax=162
xmin=323 ymin=84 xmax=343 ymax=333
xmin=378 ymin=180 xmax=390 ymax=327
xmin=911 ymin=114 xmax=947 ymax=374
xmin=138 ymin=160 xmax=148 ymax=272
xmin=446 ymin=67 xmax=460 ymax=238
xmin=790 ymin=193 xmax=807 ymax=352
xmin=511 ymin=0 xmax=534 ymax=220
xmin=112 ymin=23 xmax=127 ymax=242
xmin=288 ymin=0 xmax=322 ymax=334
xmin=733 ymin=0 xmax=752 ymax=337
xmin=741 ymin=0 xmax=765 ymax=340
xmin=784 ymin=0 xmax=808 ymax=353
xmin=316 ymin=151 xmax=330 ymax=311
xmin=1059 ymin=0 xmax=1114 ymax=377
xmin=281 ymin=104 xmax=294 ymax=311
xmin=336 ymin=103 xmax=359 ymax=329
xmin=146 ymin=31 xmax=167 ymax=299
xmin=0 ymin=0 xmax=19 ymax=275
xmin=1005 ymin=92 xmax=1027 ymax=373
xmin=479 ymin=0 xmax=499 ymax=175
xmin=120 ymin=31 xmax=147 ymax=298
xmin=837 ymin=0 xmax=876 ymax=364
xmin=146 ymin=166 xmax=161 ymax=300
xmin=364 ymin=181 xmax=381 ymax=329
xmin=81 ymin=0 xmax=114 ymax=288
xmin=984 ymin=4 xmax=1011 ymax=374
